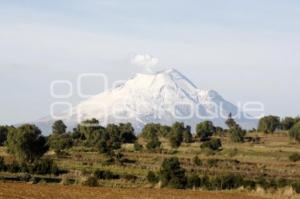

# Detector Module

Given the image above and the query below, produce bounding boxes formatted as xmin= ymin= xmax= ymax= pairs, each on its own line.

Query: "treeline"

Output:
xmin=0 ymin=114 xmax=300 ymax=162
xmin=258 ymin=115 xmax=300 ymax=133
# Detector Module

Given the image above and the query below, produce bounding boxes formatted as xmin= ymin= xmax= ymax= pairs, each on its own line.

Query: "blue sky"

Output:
xmin=0 ymin=0 xmax=299 ymax=124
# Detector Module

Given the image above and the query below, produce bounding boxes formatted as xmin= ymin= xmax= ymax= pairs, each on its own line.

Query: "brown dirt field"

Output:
xmin=0 ymin=182 xmax=267 ymax=199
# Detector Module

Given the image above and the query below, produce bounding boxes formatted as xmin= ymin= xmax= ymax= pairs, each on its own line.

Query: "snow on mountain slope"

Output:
xmin=35 ymin=68 xmax=257 ymax=134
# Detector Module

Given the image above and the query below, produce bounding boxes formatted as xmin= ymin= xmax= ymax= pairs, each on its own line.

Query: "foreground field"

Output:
xmin=0 ymin=182 xmax=267 ymax=199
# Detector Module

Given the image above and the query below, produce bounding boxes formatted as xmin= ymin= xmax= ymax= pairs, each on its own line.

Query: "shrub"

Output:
xmin=289 ymin=122 xmax=300 ymax=142
xmin=292 ymin=182 xmax=300 ymax=193
xmin=159 ymin=157 xmax=187 ymax=189
xmin=7 ymin=161 xmax=21 ymax=173
xmin=83 ymin=176 xmax=98 ymax=187
xmin=0 ymin=156 xmax=6 ymax=171
xmin=31 ymin=159 xmax=60 ymax=175
xmin=196 ymin=121 xmax=215 ymax=141
xmin=94 ymin=169 xmax=119 ymax=179
xmin=219 ymin=174 xmax=243 ymax=190
xmin=201 ymin=138 xmax=222 ymax=151
xmin=187 ymin=174 xmax=201 ymax=188
xmin=119 ymin=123 xmax=136 ymax=143
xmin=183 ymin=129 xmax=192 ymax=143
xmin=229 ymin=126 xmax=246 ymax=143
xmin=48 ymin=134 xmax=73 ymax=154
xmin=289 ymin=153 xmax=300 ymax=162
xmin=169 ymin=122 xmax=190 ymax=148
xmin=146 ymin=136 xmax=161 ymax=150
xmin=0 ymin=126 xmax=9 ymax=146
xmin=147 ymin=171 xmax=159 ymax=184
xmin=169 ymin=135 xmax=181 ymax=148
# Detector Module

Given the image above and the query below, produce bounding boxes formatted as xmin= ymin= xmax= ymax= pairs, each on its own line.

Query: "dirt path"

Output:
xmin=0 ymin=182 xmax=268 ymax=199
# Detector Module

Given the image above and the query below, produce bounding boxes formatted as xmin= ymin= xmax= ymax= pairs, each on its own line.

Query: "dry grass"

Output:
xmin=0 ymin=182 xmax=267 ymax=199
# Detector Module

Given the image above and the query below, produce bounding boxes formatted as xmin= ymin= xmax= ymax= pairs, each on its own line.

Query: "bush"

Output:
xmin=187 ymin=174 xmax=201 ymax=188
xmin=196 ymin=121 xmax=215 ymax=141
xmin=201 ymin=138 xmax=222 ymax=151
xmin=7 ymin=161 xmax=21 ymax=173
xmin=292 ymin=182 xmax=300 ymax=193
xmin=83 ymin=176 xmax=98 ymax=187
xmin=147 ymin=171 xmax=159 ymax=184
xmin=289 ymin=153 xmax=300 ymax=162
xmin=229 ymin=126 xmax=246 ymax=143
xmin=159 ymin=157 xmax=187 ymax=189
xmin=219 ymin=174 xmax=243 ymax=190
xmin=48 ymin=134 xmax=73 ymax=154
xmin=0 ymin=156 xmax=6 ymax=171
xmin=94 ymin=169 xmax=119 ymax=179
xmin=289 ymin=121 xmax=300 ymax=142
xmin=183 ymin=129 xmax=192 ymax=143
xmin=31 ymin=159 xmax=60 ymax=175
xmin=146 ymin=136 xmax=161 ymax=150
xmin=0 ymin=126 xmax=9 ymax=146
xmin=169 ymin=122 xmax=190 ymax=148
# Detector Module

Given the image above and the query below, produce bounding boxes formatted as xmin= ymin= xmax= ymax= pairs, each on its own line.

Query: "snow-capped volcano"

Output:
xmin=36 ymin=68 xmax=256 ymax=134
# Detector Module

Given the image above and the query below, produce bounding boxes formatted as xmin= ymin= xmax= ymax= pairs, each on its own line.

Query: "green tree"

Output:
xmin=106 ymin=124 xmax=121 ymax=150
xmin=0 ymin=126 xmax=10 ymax=146
xmin=281 ymin=117 xmax=296 ymax=130
xmin=159 ymin=157 xmax=187 ymax=189
xmin=159 ymin=125 xmax=171 ymax=137
xmin=48 ymin=134 xmax=73 ymax=154
xmin=183 ymin=126 xmax=192 ymax=143
xmin=77 ymin=119 xmax=105 ymax=146
xmin=147 ymin=171 xmax=159 ymax=184
xmin=169 ymin=122 xmax=186 ymax=148
xmin=289 ymin=121 xmax=300 ymax=142
xmin=225 ymin=113 xmax=237 ymax=128
xmin=258 ymin=115 xmax=280 ymax=133
xmin=229 ymin=125 xmax=246 ymax=143
xmin=141 ymin=123 xmax=161 ymax=150
xmin=196 ymin=121 xmax=215 ymax=141
xmin=52 ymin=120 xmax=67 ymax=135
xmin=187 ymin=174 xmax=201 ymax=188
xmin=146 ymin=135 xmax=161 ymax=150
xmin=6 ymin=124 xmax=48 ymax=163
xmin=119 ymin=123 xmax=136 ymax=143
xmin=141 ymin=123 xmax=159 ymax=140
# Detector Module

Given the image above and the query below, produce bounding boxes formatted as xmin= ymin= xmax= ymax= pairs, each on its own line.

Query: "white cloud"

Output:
xmin=131 ymin=54 xmax=159 ymax=71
